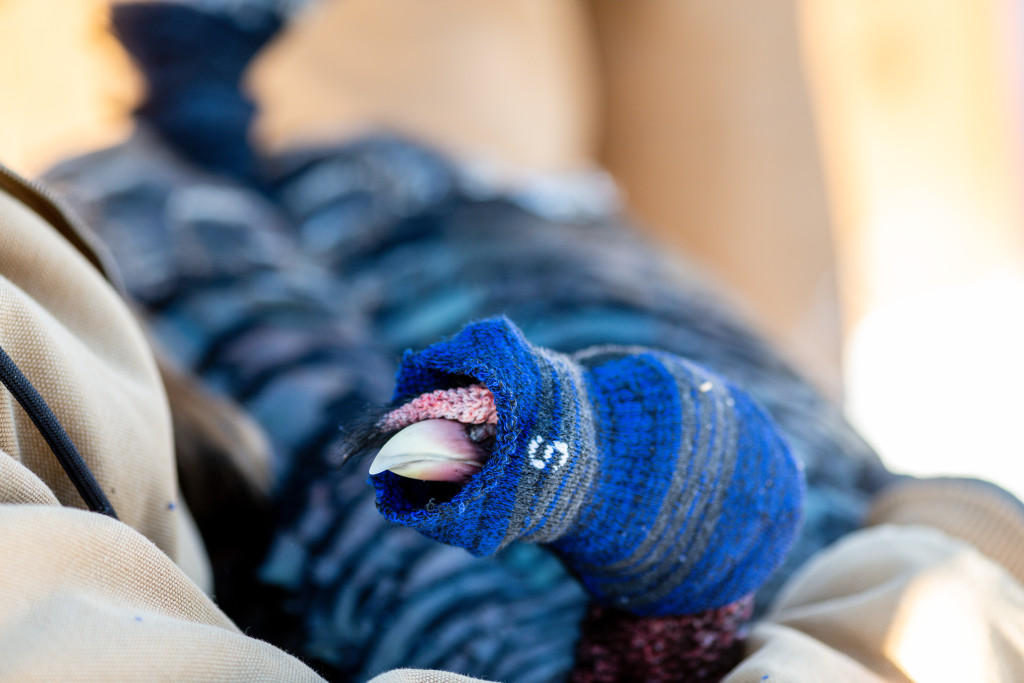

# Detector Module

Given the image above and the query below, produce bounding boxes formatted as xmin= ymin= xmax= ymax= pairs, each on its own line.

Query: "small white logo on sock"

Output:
xmin=528 ymin=436 xmax=570 ymax=471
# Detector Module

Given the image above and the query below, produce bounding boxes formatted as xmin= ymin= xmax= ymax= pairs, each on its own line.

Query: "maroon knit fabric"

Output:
xmin=570 ymin=596 xmax=754 ymax=683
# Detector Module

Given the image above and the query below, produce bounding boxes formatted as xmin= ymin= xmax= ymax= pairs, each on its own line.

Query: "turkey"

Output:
xmin=42 ymin=3 xmax=892 ymax=679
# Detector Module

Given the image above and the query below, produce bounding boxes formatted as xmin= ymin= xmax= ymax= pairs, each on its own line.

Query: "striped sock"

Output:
xmin=372 ymin=317 xmax=804 ymax=615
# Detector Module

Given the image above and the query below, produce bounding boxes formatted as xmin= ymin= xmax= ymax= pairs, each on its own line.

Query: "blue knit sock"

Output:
xmin=371 ymin=317 xmax=804 ymax=615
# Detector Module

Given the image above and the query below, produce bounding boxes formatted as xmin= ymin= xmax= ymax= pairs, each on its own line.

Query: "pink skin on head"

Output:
xmin=378 ymin=384 xmax=497 ymax=432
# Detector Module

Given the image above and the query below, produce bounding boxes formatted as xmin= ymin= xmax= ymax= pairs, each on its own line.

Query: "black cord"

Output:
xmin=0 ymin=344 xmax=118 ymax=519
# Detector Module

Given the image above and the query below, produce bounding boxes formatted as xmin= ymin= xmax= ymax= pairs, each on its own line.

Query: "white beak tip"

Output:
xmin=369 ymin=418 xmax=490 ymax=482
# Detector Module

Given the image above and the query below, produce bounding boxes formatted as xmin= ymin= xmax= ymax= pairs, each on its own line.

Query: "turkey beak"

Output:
xmin=369 ymin=418 xmax=489 ymax=482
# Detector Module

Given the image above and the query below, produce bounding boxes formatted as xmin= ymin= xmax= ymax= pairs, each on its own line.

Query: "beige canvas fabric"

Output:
xmin=0 ymin=177 xmax=179 ymax=552
xmin=868 ymin=477 xmax=1024 ymax=583
xmin=0 ymin=506 xmax=320 ymax=681
xmin=727 ymin=523 xmax=1024 ymax=682
xmin=0 ymin=169 xmax=324 ymax=680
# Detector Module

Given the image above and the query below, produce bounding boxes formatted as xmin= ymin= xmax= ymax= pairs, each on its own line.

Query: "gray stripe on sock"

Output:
xmin=567 ymin=349 xmax=675 ymax=541
xmin=504 ymin=351 xmax=597 ymax=546
xmin=499 ymin=358 xmax=556 ymax=545
xmin=626 ymin=376 xmax=741 ymax=610
xmin=620 ymin=366 xmax=740 ymax=610
xmin=581 ymin=359 xmax=740 ymax=610
xmin=518 ymin=351 xmax=598 ymax=544
xmin=582 ymin=361 xmax=716 ymax=591
xmin=524 ymin=356 xmax=602 ymax=540
xmin=572 ymin=355 xmax=703 ymax=580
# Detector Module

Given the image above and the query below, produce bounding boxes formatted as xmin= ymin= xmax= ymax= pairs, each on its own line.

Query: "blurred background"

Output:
xmin=2 ymin=0 xmax=1024 ymax=497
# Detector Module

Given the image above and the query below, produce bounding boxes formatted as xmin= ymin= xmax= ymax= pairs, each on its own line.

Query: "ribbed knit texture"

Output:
xmin=374 ymin=318 xmax=804 ymax=615
xmin=868 ymin=477 xmax=1024 ymax=584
